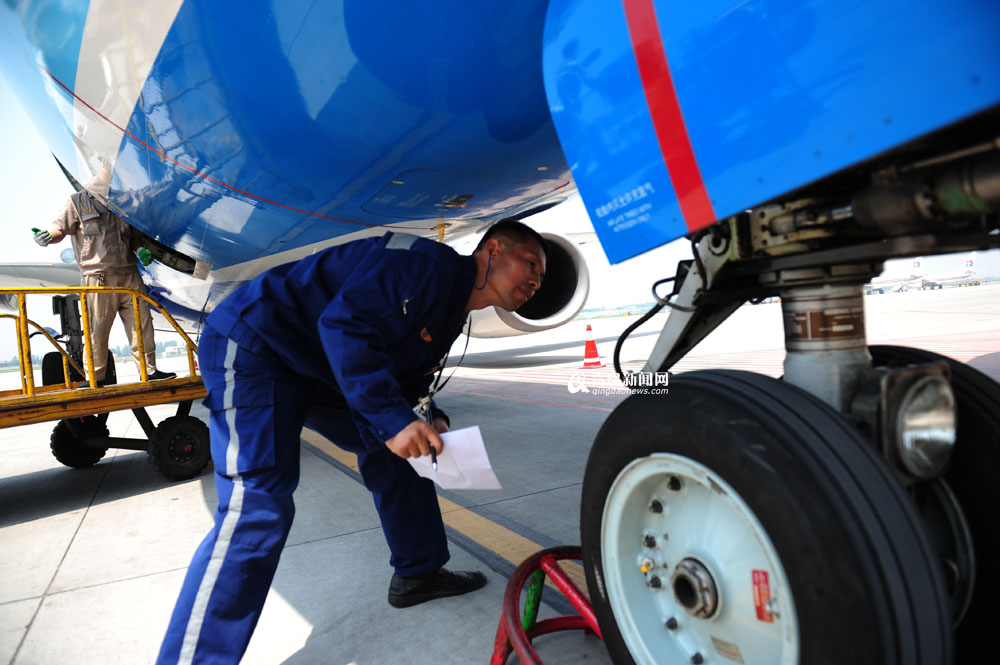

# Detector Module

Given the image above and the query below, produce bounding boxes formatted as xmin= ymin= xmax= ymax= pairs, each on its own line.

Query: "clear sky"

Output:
xmin=0 ymin=74 xmax=75 ymax=264
xmin=1 ymin=67 xmax=997 ymax=362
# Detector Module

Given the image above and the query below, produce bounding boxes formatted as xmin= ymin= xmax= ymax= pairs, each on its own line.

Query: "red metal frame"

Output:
xmin=490 ymin=545 xmax=604 ymax=665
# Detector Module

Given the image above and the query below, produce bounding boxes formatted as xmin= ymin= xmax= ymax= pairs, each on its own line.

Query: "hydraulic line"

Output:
xmin=613 ymin=276 xmax=693 ymax=380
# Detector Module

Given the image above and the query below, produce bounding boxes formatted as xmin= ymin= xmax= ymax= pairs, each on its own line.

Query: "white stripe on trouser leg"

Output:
xmin=222 ymin=339 xmax=240 ymax=475
xmin=178 ymin=339 xmax=243 ymax=665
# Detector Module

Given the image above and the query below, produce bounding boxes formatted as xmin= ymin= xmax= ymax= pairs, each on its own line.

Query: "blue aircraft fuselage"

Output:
xmin=1 ymin=0 xmax=997 ymax=324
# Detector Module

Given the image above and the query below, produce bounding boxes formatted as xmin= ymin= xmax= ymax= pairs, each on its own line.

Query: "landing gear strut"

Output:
xmin=584 ymin=141 xmax=1000 ymax=663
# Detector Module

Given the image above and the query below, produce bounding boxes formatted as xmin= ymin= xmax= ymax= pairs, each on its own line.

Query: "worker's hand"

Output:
xmin=33 ymin=230 xmax=52 ymax=247
xmin=137 ymin=248 xmax=154 ymax=266
xmin=431 ymin=416 xmax=449 ymax=434
xmin=385 ymin=419 xmax=444 ymax=460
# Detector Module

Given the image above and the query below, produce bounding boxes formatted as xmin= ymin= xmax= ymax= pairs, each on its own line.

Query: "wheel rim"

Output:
xmin=167 ymin=431 xmax=198 ymax=464
xmin=916 ymin=479 xmax=976 ymax=626
xmin=601 ymin=453 xmax=799 ymax=665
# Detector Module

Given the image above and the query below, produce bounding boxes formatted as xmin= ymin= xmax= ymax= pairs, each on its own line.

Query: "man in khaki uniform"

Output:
xmin=35 ymin=189 xmax=175 ymax=384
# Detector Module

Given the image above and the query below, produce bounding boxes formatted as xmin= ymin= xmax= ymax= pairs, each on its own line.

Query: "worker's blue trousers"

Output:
xmin=156 ymin=326 xmax=449 ymax=665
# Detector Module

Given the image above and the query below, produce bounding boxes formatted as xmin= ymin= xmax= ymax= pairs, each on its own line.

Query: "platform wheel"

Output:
xmin=147 ymin=415 xmax=210 ymax=481
xmin=870 ymin=345 xmax=999 ymax=657
xmin=50 ymin=416 xmax=109 ymax=468
xmin=581 ymin=370 xmax=952 ymax=665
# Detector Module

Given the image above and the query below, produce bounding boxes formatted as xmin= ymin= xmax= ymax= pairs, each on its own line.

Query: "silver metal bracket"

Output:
xmin=643 ymin=234 xmax=743 ymax=374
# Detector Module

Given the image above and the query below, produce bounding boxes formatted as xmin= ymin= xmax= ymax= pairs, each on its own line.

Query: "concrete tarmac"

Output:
xmin=1 ymin=285 xmax=998 ymax=665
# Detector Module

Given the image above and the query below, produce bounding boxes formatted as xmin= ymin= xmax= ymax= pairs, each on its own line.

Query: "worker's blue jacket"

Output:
xmin=204 ymin=232 xmax=476 ymax=452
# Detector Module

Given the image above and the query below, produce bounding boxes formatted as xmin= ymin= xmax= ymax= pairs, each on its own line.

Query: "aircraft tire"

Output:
xmin=581 ymin=369 xmax=951 ymax=665
xmin=870 ymin=345 xmax=1000 ymax=658
xmin=50 ymin=417 xmax=108 ymax=469
xmin=147 ymin=415 xmax=210 ymax=481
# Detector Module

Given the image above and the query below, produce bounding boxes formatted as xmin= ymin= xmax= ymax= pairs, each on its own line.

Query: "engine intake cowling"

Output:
xmin=468 ymin=232 xmax=589 ymax=338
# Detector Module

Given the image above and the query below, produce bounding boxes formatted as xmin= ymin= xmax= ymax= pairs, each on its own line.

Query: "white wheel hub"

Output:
xmin=600 ymin=453 xmax=799 ymax=665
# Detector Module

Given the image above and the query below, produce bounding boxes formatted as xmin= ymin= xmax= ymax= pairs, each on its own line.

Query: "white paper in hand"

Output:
xmin=407 ymin=425 xmax=501 ymax=490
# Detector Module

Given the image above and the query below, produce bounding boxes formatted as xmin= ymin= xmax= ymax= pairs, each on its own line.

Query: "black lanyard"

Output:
xmin=417 ymin=315 xmax=471 ymax=422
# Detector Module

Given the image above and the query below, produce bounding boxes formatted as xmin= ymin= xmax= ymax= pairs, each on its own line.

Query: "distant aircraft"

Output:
xmin=865 ymin=257 xmax=926 ymax=294
xmin=0 ymin=250 xmax=80 ymax=312
xmin=2 ymin=2 xmax=999 ymax=663
xmin=920 ymin=251 xmax=978 ymax=289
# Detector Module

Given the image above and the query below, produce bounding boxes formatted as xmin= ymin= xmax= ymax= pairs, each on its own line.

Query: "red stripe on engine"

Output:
xmin=622 ymin=0 xmax=716 ymax=231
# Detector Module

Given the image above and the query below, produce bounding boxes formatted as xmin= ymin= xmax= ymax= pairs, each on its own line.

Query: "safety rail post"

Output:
xmin=132 ymin=292 xmax=148 ymax=382
xmin=14 ymin=302 xmax=27 ymax=395
xmin=62 ymin=353 xmax=71 ymax=389
xmin=16 ymin=294 xmax=35 ymax=397
xmin=134 ymin=291 xmax=199 ymax=377
xmin=77 ymin=290 xmax=98 ymax=388
xmin=12 ymin=315 xmax=25 ymax=395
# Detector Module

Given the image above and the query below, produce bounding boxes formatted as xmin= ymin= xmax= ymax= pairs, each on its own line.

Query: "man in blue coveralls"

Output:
xmin=157 ymin=220 xmax=547 ymax=664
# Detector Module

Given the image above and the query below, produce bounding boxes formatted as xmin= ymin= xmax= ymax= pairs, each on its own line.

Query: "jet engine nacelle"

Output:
xmin=468 ymin=233 xmax=589 ymax=338
xmin=0 ymin=294 xmax=17 ymax=314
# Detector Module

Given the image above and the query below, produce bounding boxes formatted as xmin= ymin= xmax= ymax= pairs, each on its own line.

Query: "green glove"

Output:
xmin=32 ymin=227 xmax=52 ymax=247
xmin=138 ymin=248 xmax=154 ymax=266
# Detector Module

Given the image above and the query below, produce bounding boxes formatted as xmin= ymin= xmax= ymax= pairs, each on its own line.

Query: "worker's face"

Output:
xmin=488 ymin=239 xmax=546 ymax=311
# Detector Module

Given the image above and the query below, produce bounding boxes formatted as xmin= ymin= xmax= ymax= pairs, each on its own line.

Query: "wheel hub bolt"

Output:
xmin=665 ymin=617 xmax=678 ymax=630
xmin=668 ymin=476 xmax=682 ymax=491
xmin=643 ymin=534 xmax=656 ymax=548
xmin=649 ymin=499 xmax=663 ymax=513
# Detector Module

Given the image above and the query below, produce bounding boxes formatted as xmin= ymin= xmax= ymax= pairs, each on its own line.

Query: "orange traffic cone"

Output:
xmin=582 ymin=324 xmax=605 ymax=369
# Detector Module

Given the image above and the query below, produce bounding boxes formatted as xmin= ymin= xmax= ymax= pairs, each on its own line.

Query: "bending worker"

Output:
xmin=156 ymin=220 xmax=547 ymax=664
xmin=34 ymin=187 xmax=176 ymax=383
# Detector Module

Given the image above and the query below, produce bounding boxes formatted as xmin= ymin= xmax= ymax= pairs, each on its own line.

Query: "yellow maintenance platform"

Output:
xmin=0 ymin=286 xmax=209 ymax=480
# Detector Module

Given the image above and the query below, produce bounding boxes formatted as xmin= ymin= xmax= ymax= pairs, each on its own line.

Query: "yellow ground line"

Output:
xmin=300 ymin=428 xmax=589 ymax=597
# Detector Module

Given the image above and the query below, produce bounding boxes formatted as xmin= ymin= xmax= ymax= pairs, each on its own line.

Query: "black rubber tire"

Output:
xmin=147 ymin=415 xmax=211 ymax=481
xmin=50 ymin=417 xmax=109 ymax=468
xmin=581 ymin=369 xmax=952 ymax=665
xmin=870 ymin=345 xmax=999 ymax=658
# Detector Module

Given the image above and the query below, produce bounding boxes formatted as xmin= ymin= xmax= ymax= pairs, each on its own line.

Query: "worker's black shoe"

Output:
xmin=148 ymin=370 xmax=176 ymax=381
xmin=387 ymin=569 xmax=487 ymax=608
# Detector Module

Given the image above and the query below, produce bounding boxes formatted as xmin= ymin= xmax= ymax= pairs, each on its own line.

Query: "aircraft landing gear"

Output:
xmin=583 ymin=133 xmax=1000 ymax=661
xmin=585 ymin=198 xmax=1000 ymax=662
xmin=582 ymin=371 xmax=952 ymax=665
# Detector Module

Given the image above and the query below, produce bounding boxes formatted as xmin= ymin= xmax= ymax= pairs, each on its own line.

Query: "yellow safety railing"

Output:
xmin=0 ymin=313 xmax=87 ymax=391
xmin=0 ymin=286 xmax=198 ymax=398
